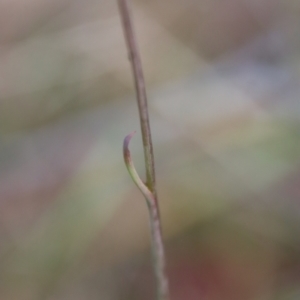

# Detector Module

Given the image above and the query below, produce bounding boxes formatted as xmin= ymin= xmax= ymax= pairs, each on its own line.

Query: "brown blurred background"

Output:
xmin=1 ymin=0 xmax=300 ymax=299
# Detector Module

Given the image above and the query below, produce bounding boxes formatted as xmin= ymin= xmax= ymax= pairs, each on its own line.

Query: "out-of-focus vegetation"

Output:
xmin=1 ymin=0 xmax=300 ymax=299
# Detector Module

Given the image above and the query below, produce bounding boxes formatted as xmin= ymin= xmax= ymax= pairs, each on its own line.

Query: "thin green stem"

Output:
xmin=123 ymin=133 xmax=169 ymax=300
xmin=117 ymin=0 xmax=157 ymax=202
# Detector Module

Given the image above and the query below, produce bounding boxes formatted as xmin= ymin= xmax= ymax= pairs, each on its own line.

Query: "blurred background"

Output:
xmin=1 ymin=0 xmax=300 ymax=299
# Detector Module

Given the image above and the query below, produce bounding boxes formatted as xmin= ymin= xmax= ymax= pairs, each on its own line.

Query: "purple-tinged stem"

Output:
xmin=117 ymin=0 xmax=170 ymax=299
xmin=123 ymin=133 xmax=169 ymax=300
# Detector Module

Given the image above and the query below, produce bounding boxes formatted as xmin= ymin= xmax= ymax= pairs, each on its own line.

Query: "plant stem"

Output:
xmin=123 ymin=133 xmax=169 ymax=300
xmin=117 ymin=0 xmax=156 ymax=200
xmin=117 ymin=1 xmax=170 ymax=299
